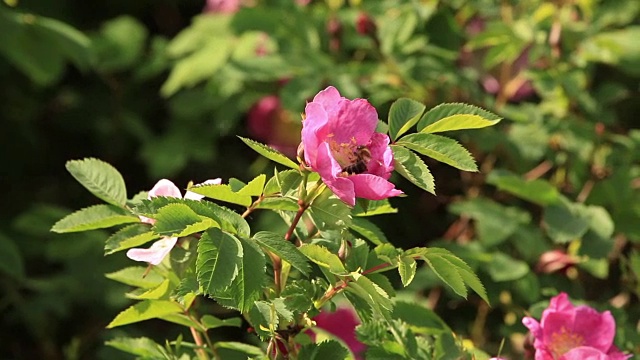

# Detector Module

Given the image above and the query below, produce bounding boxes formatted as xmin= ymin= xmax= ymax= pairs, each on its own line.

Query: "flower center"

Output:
xmin=549 ymin=327 xmax=585 ymax=359
xmin=327 ymin=135 xmax=370 ymax=176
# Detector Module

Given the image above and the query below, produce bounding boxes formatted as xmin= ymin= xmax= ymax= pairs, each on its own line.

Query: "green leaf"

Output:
xmin=249 ymin=300 xmax=279 ymax=338
xmin=237 ymin=174 xmax=266 ymax=197
xmin=449 ymin=197 xmax=530 ymax=246
xmin=196 ymin=228 xmax=242 ymax=295
xmin=398 ymin=256 xmax=417 ymax=287
xmin=396 ymin=133 xmax=478 ymax=172
xmin=416 ymin=103 xmax=501 ymax=133
xmin=255 ymin=197 xmax=299 ymax=211
xmin=298 ymin=340 xmax=349 ymax=360
xmin=388 ymin=98 xmax=426 ymax=141
xmin=135 ymin=197 xmax=249 ymax=237
xmin=131 ymin=279 xmax=172 ymax=300
xmin=217 ymin=237 xmax=265 ymax=312
xmin=106 ymin=337 xmax=164 ymax=358
xmin=105 ymin=266 xmax=164 ymax=289
xmin=352 ymin=199 xmax=398 ymax=216
xmin=487 ymin=170 xmax=560 ymax=206
xmin=422 ymin=253 xmax=467 ymax=298
xmin=201 ymin=315 xmax=242 ymax=330
xmin=153 ymin=203 xmax=218 ymax=237
xmin=161 ymin=37 xmax=232 ymax=96
xmin=253 ymin=231 xmax=311 ymax=275
xmin=349 ymin=217 xmax=389 ymax=245
xmin=264 ymin=169 xmax=302 ymax=196
xmin=0 ymin=11 xmax=90 ymax=85
xmin=51 ymin=204 xmax=139 ymax=233
xmin=238 ymin=136 xmax=299 ymax=169
xmin=347 ymin=273 xmax=393 ymax=321
xmin=106 ymin=300 xmax=184 ymax=328
xmin=309 ymin=188 xmax=352 ymax=229
xmin=0 ymin=234 xmax=24 ymax=279
xmin=299 ymin=244 xmax=347 ymax=275
xmin=92 ymin=16 xmax=147 ymax=72
xmin=408 ymin=247 xmax=488 ymax=303
xmin=543 ymin=201 xmax=590 ymax=243
xmin=187 ymin=183 xmax=252 ymax=207
xmin=105 ymin=224 xmax=160 ymax=255
xmin=487 ymin=253 xmax=530 ymax=282
xmin=215 ymin=342 xmax=265 ymax=357
xmin=65 ymin=158 xmax=127 ymax=206
xmin=392 ymin=301 xmax=450 ymax=334
xmin=391 ymin=145 xmax=435 ymax=194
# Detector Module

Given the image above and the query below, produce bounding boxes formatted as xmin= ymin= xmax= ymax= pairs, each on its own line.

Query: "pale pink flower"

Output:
xmin=127 ymin=178 xmax=221 ymax=265
xmin=126 ymin=237 xmax=178 ymax=265
xmin=522 ymin=293 xmax=631 ymax=360
xmin=311 ymin=306 xmax=365 ymax=359
xmin=301 ymin=86 xmax=402 ymax=206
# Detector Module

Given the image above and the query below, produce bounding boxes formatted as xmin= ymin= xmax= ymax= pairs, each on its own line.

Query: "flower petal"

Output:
xmin=184 ymin=178 xmax=222 ymax=200
xmin=148 ymin=179 xmax=182 ymax=199
xmin=350 ymin=174 xmax=403 ymax=201
xmin=366 ymin=132 xmax=395 ymax=178
xmin=126 ymin=237 xmax=178 ymax=265
xmin=312 ymin=86 xmax=343 ymax=119
xmin=328 ymin=98 xmax=378 ymax=145
xmin=570 ymin=307 xmax=616 ymax=352
xmin=559 ymin=347 xmax=610 ymax=360
xmin=302 ymin=102 xmax=331 ymax=168
xmin=316 ymin=143 xmax=355 ymax=206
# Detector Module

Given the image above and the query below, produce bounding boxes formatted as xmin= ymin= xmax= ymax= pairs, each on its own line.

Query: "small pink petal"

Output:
xmin=139 ymin=215 xmax=156 ymax=225
xmin=184 ymin=178 xmax=222 ymax=200
xmin=148 ymin=179 xmax=182 ymax=199
xmin=311 ymin=86 xmax=343 ymax=120
xmin=126 ymin=237 xmax=178 ymax=265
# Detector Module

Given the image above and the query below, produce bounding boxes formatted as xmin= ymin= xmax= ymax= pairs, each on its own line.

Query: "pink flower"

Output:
xmin=522 ymin=293 xmax=631 ymax=360
xmin=536 ymin=250 xmax=579 ymax=274
xmin=247 ymin=96 xmax=301 ymax=158
xmin=311 ymin=306 xmax=365 ymax=359
xmin=127 ymin=178 xmax=221 ymax=265
xmin=203 ymin=0 xmax=241 ymax=14
xmin=301 ymin=86 xmax=402 ymax=206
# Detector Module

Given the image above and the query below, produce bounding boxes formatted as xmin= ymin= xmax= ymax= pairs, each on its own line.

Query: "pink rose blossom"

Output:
xmin=522 ymin=292 xmax=631 ymax=360
xmin=311 ymin=306 xmax=365 ymax=359
xmin=301 ymin=86 xmax=402 ymax=206
xmin=127 ymin=178 xmax=221 ymax=265
xmin=247 ymin=95 xmax=301 ymax=158
xmin=203 ymin=0 xmax=241 ymax=14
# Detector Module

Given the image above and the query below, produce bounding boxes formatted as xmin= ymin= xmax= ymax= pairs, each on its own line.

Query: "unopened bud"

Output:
xmin=535 ymin=250 xmax=578 ymax=274
xmin=356 ymin=12 xmax=376 ymax=37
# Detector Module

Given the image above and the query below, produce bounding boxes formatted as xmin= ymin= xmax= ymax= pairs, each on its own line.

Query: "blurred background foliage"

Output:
xmin=0 ymin=0 xmax=638 ymax=358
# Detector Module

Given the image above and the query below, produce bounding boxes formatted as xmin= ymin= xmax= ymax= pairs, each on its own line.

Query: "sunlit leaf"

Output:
xmin=388 ymin=98 xmax=425 ymax=141
xmin=397 ymin=133 xmax=477 ymax=172
xmin=238 ymin=136 xmax=299 ymax=169
xmin=106 ymin=300 xmax=183 ymax=328
xmin=65 ymin=158 xmax=127 ymax=206
xmin=391 ymin=145 xmax=435 ymax=194
xmin=51 ymin=204 xmax=138 ymax=233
